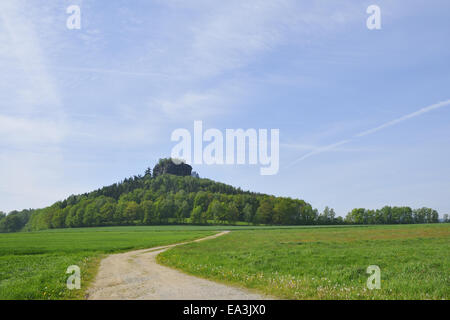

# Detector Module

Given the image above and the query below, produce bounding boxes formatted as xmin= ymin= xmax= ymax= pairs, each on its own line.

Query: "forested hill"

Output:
xmin=3 ymin=158 xmax=315 ymax=232
xmin=0 ymin=158 xmax=445 ymax=233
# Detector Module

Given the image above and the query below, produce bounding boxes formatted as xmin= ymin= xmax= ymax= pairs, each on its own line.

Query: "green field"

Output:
xmin=1 ymin=224 xmax=449 ymax=300
xmin=158 ymin=224 xmax=450 ymax=299
xmin=0 ymin=226 xmax=215 ymax=299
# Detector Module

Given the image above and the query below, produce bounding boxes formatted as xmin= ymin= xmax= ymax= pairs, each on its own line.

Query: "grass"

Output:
xmin=0 ymin=226 xmax=216 ymax=299
xmin=2 ymin=224 xmax=448 ymax=300
xmin=158 ymin=224 xmax=450 ymax=299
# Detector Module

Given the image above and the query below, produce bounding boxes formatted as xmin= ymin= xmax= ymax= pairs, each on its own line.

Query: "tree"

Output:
xmin=380 ymin=206 xmax=392 ymax=224
xmin=206 ymin=200 xmax=226 ymax=223
xmin=115 ymin=200 xmax=127 ymax=224
xmin=255 ymin=198 xmax=273 ymax=224
xmin=443 ymin=214 xmax=449 ymax=223
xmin=365 ymin=209 xmax=376 ymax=225
xmin=429 ymin=209 xmax=439 ymax=223
xmin=413 ymin=207 xmax=439 ymax=224
xmin=345 ymin=208 xmax=366 ymax=225
xmin=191 ymin=206 xmax=203 ymax=224
xmin=177 ymin=200 xmax=190 ymax=223
xmin=194 ymin=191 xmax=210 ymax=213
xmin=0 ymin=214 xmax=22 ymax=233
xmin=51 ymin=208 xmax=67 ymax=229
xmin=191 ymin=171 xmax=199 ymax=178
xmin=99 ymin=202 xmax=116 ymax=225
xmin=329 ymin=208 xmax=336 ymax=223
xmin=74 ymin=205 xmax=85 ymax=227
xmin=124 ymin=201 xmax=142 ymax=224
xmin=319 ymin=206 xmax=336 ymax=225
xmin=65 ymin=206 xmax=77 ymax=228
xmin=299 ymin=204 xmax=317 ymax=225
xmin=83 ymin=202 xmax=100 ymax=227
xmin=243 ymin=204 xmax=253 ymax=224
xmin=271 ymin=200 xmax=283 ymax=225
xmin=226 ymin=203 xmax=239 ymax=224
xmin=142 ymin=200 xmax=155 ymax=225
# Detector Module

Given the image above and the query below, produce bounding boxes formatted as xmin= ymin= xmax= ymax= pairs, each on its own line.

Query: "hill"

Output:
xmin=16 ymin=158 xmax=315 ymax=231
xmin=0 ymin=158 xmax=444 ymax=233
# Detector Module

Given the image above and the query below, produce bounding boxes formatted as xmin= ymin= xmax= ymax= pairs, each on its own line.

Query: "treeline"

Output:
xmin=0 ymin=209 xmax=33 ymax=233
xmin=0 ymin=158 xmax=447 ymax=233
xmin=345 ymin=207 xmax=444 ymax=225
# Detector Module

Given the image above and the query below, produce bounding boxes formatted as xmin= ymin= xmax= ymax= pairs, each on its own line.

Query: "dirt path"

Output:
xmin=86 ymin=231 xmax=270 ymax=300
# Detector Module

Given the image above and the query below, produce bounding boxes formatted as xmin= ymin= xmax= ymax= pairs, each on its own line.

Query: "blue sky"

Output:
xmin=1 ymin=0 xmax=449 ymax=216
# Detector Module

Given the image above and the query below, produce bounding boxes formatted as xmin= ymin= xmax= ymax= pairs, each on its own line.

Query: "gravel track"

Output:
xmin=87 ymin=231 xmax=270 ymax=300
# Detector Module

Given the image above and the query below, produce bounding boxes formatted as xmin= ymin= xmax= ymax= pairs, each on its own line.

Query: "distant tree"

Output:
xmin=177 ymin=200 xmax=190 ymax=223
xmin=329 ymin=208 xmax=336 ymax=222
xmin=429 ymin=208 xmax=439 ymax=223
xmin=242 ymin=204 xmax=253 ymax=224
xmin=194 ymin=191 xmax=210 ymax=213
xmin=65 ymin=206 xmax=77 ymax=228
xmin=206 ymin=200 xmax=226 ymax=223
xmin=365 ymin=209 xmax=376 ymax=224
xmin=231 ymin=195 xmax=245 ymax=220
xmin=142 ymin=200 xmax=155 ymax=225
xmin=335 ymin=216 xmax=344 ymax=225
xmin=51 ymin=208 xmax=67 ymax=229
xmin=319 ymin=206 xmax=336 ymax=225
xmin=378 ymin=206 xmax=391 ymax=224
xmin=74 ymin=205 xmax=85 ymax=227
xmin=0 ymin=214 xmax=22 ymax=233
xmin=191 ymin=206 xmax=203 ymax=224
xmin=299 ymin=204 xmax=317 ymax=225
xmin=124 ymin=201 xmax=142 ymax=224
xmin=273 ymin=199 xmax=295 ymax=225
xmin=153 ymin=197 xmax=175 ymax=224
xmin=83 ymin=203 xmax=97 ymax=227
xmin=345 ymin=208 xmax=366 ymax=225
xmin=400 ymin=207 xmax=413 ymax=224
xmin=255 ymin=198 xmax=273 ymax=224
xmin=226 ymin=202 xmax=239 ymax=224
xmin=114 ymin=200 xmax=127 ymax=224
xmin=99 ymin=202 xmax=116 ymax=224
xmin=191 ymin=171 xmax=199 ymax=178
xmin=413 ymin=207 xmax=439 ymax=224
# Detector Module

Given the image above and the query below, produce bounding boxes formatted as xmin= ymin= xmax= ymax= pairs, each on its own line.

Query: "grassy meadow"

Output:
xmin=158 ymin=224 xmax=450 ymax=299
xmin=1 ymin=224 xmax=448 ymax=300
xmin=0 ymin=226 xmax=215 ymax=299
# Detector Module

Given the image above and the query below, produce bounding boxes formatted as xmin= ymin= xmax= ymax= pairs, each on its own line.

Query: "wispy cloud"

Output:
xmin=49 ymin=66 xmax=172 ymax=79
xmin=0 ymin=1 xmax=63 ymax=115
xmin=289 ymin=99 xmax=450 ymax=166
xmin=0 ymin=115 xmax=65 ymax=145
xmin=0 ymin=1 xmax=68 ymax=212
xmin=152 ymin=0 xmax=364 ymax=78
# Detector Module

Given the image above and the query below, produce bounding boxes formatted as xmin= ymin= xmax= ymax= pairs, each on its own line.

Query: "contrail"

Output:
xmin=356 ymin=100 xmax=450 ymax=137
xmin=290 ymin=139 xmax=352 ymax=165
xmin=289 ymin=99 xmax=450 ymax=166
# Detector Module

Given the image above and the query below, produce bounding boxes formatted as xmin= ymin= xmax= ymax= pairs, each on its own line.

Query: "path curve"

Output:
xmin=86 ymin=231 xmax=270 ymax=300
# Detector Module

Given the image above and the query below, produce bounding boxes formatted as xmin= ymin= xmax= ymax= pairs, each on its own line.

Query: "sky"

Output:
xmin=1 ymin=0 xmax=449 ymax=217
